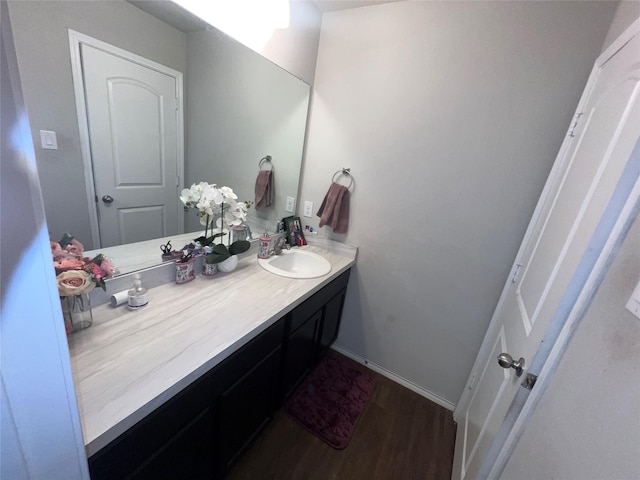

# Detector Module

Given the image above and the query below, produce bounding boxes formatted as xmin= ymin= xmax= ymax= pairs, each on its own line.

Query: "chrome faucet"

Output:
xmin=270 ymin=236 xmax=289 ymax=255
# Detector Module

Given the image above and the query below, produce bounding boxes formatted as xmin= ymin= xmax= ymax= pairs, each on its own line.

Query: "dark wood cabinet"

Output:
xmin=88 ymin=268 xmax=350 ymax=480
xmin=215 ymin=319 xmax=284 ymax=476
xmin=282 ymin=308 xmax=321 ymax=398
xmin=281 ymin=269 xmax=350 ymax=401
xmin=318 ymin=287 xmax=347 ymax=358
xmin=129 ymin=407 xmax=214 ymax=480
xmin=88 ymin=361 xmax=218 ymax=480
xmin=217 ymin=349 xmax=280 ymax=470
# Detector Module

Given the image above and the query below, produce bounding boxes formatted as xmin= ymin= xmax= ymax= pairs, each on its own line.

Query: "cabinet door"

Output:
xmin=129 ymin=407 xmax=214 ymax=480
xmin=217 ymin=347 xmax=281 ymax=474
xmin=318 ymin=287 xmax=347 ymax=358
xmin=282 ymin=309 xmax=321 ymax=399
xmin=89 ymin=367 xmax=218 ymax=480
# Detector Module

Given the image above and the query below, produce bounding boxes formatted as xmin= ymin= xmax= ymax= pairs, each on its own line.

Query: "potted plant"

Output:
xmin=179 ymin=182 xmax=251 ymax=273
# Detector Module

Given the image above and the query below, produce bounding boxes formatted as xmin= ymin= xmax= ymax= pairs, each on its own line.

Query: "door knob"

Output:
xmin=102 ymin=195 xmax=114 ymax=204
xmin=497 ymin=353 xmax=525 ymax=377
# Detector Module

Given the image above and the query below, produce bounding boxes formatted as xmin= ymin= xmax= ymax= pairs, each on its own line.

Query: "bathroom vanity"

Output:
xmin=67 ymin=243 xmax=355 ymax=479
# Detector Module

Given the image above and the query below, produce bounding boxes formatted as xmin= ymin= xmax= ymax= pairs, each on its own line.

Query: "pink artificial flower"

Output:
xmin=54 ymin=257 xmax=85 ymax=272
xmin=99 ymin=257 xmax=115 ymax=279
xmin=65 ymin=238 xmax=84 ymax=257
xmin=91 ymin=264 xmax=104 ymax=281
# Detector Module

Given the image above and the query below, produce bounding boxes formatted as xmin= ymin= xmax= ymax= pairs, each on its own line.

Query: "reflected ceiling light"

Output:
xmin=171 ymin=0 xmax=290 ymax=53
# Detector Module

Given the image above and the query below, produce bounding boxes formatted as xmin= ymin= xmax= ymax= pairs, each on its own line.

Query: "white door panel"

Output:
xmin=454 ymin=29 xmax=640 ymax=480
xmin=80 ymin=43 xmax=181 ymax=247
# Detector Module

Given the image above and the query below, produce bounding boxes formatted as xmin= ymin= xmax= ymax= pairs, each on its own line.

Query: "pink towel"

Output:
xmin=316 ymin=182 xmax=350 ymax=234
xmin=255 ymin=170 xmax=273 ymax=209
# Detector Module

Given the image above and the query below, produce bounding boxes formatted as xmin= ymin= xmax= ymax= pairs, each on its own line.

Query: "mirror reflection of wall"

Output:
xmin=185 ymin=28 xmax=310 ymax=235
xmin=7 ymin=0 xmax=310 ymax=255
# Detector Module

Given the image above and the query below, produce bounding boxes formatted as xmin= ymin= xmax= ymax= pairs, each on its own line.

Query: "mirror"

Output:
xmin=8 ymin=0 xmax=310 ymax=276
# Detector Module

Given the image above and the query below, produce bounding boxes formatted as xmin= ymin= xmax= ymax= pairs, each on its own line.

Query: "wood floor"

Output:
xmin=227 ymin=352 xmax=457 ymax=480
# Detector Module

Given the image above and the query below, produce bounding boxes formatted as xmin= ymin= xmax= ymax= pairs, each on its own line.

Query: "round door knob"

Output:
xmin=102 ymin=195 xmax=114 ymax=204
xmin=497 ymin=353 xmax=525 ymax=377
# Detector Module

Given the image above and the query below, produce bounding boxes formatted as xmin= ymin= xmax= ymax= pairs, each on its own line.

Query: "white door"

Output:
xmin=452 ymin=28 xmax=640 ymax=479
xmin=80 ymin=42 xmax=182 ymax=247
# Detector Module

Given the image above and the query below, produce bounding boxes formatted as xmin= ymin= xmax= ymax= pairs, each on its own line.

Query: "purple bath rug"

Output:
xmin=286 ymin=355 xmax=375 ymax=449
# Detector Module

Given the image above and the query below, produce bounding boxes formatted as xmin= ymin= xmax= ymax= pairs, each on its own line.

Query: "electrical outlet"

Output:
xmin=303 ymin=201 xmax=313 ymax=218
xmin=285 ymin=196 xmax=295 ymax=213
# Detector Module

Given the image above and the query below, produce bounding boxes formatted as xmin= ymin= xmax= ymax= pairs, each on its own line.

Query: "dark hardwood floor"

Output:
xmin=227 ymin=352 xmax=457 ymax=480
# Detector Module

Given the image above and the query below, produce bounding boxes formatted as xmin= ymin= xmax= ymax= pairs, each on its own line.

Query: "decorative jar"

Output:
xmin=175 ymin=257 xmax=196 ymax=284
xmin=202 ymin=261 xmax=218 ymax=276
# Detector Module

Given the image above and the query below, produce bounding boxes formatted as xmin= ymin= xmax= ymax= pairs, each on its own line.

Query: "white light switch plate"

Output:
xmin=625 ymin=277 xmax=640 ymax=320
xmin=303 ymin=201 xmax=313 ymax=218
xmin=40 ymin=130 xmax=58 ymax=150
xmin=285 ymin=196 xmax=295 ymax=213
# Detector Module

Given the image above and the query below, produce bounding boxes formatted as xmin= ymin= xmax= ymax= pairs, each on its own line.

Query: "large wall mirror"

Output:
xmin=7 ymin=0 xmax=310 ymax=276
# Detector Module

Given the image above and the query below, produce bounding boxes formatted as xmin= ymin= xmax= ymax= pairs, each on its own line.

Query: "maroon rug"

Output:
xmin=286 ymin=355 xmax=375 ymax=449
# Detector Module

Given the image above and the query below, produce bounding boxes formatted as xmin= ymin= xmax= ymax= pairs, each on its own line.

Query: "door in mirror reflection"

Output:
xmin=79 ymin=40 xmax=184 ymax=247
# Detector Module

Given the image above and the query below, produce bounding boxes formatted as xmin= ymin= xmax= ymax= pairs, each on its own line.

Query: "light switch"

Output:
xmin=40 ymin=130 xmax=58 ymax=150
xmin=303 ymin=201 xmax=313 ymax=218
xmin=285 ymin=196 xmax=295 ymax=213
xmin=625 ymin=277 xmax=640 ymax=320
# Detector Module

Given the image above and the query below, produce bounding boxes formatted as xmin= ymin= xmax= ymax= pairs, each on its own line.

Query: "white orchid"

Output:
xmin=179 ymin=188 xmax=199 ymax=207
xmin=181 ymin=182 xmax=248 ymax=236
xmin=219 ymin=186 xmax=238 ymax=200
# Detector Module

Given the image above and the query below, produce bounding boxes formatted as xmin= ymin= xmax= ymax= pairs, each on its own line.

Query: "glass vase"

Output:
xmin=60 ymin=293 xmax=93 ymax=334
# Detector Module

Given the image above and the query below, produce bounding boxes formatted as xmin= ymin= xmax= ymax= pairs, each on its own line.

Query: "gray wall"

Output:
xmin=8 ymin=0 xmax=186 ymax=249
xmin=501 ymin=4 xmax=640 ymax=477
xmin=299 ymin=0 xmax=618 ymax=404
xmin=261 ymin=0 xmax=322 ymax=85
xmin=1 ymin=3 xmax=88 ymax=476
xmin=601 ymin=0 xmax=640 ymax=52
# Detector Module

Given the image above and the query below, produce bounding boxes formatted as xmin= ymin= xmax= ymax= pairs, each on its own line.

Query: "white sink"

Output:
xmin=258 ymin=249 xmax=332 ymax=279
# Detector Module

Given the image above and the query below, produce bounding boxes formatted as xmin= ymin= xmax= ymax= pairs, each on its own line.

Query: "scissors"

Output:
xmin=160 ymin=240 xmax=172 ymax=255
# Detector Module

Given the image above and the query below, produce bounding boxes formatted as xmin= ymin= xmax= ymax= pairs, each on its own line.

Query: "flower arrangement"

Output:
xmin=180 ymin=182 xmax=251 ymax=264
xmin=51 ymin=233 xmax=115 ymax=296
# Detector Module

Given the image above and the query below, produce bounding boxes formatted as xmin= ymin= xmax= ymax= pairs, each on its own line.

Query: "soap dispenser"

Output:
xmin=258 ymin=230 xmax=271 ymax=259
xmin=128 ymin=273 xmax=149 ymax=309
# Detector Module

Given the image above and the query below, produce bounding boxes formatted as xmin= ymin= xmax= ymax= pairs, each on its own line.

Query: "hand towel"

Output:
xmin=255 ymin=170 xmax=273 ymax=209
xmin=316 ymin=182 xmax=350 ymax=234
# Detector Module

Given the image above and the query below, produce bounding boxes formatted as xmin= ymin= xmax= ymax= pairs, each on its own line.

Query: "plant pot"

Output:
xmin=217 ymin=255 xmax=238 ymax=273
xmin=60 ymin=292 xmax=93 ymax=334
xmin=175 ymin=257 xmax=196 ymax=284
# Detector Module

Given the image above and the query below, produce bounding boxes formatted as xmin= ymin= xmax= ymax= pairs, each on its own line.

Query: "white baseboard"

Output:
xmin=331 ymin=345 xmax=456 ymax=411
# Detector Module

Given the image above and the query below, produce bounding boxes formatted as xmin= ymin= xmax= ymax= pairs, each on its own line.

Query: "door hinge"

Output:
xmin=511 ymin=264 xmax=522 ymax=283
xmin=568 ymin=112 xmax=584 ymax=138
xmin=521 ymin=372 xmax=538 ymax=390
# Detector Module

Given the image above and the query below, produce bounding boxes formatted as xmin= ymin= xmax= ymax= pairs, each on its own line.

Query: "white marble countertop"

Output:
xmin=67 ymin=242 xmax=356 ymax=456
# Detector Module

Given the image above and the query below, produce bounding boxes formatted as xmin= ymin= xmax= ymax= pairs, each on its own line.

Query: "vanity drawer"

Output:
xmin=289 ymin=269 xmax=350 ymax=334
xmin=215 ymin=318 xmax=284 ymax=388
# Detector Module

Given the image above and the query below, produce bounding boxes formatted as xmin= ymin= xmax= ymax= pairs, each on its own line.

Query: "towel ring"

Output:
xmin=258 ymin=155 xmax=273 ymax=170
xmin=332 ymin=168 xmax=354 ymax=191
